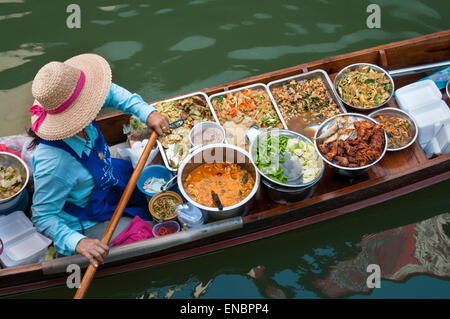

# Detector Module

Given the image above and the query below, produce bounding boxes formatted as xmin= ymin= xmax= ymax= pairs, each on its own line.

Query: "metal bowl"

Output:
xmin=177 ymin=144 xmax=260 ymax=220
xmin=261 ymin=178 xmax=317 ymax=205
xmin=189 ymin=121 xmax=226 ymax=147
xmin=334 ymin=63 xmax=395 ymax=111
xmin=0 ymin=152 xmax=30 ymax=205
xmin=368 ymin=107 xmax=418 ymax=151
xmin=249 ymin=129 xmax=324 ymax=189
xmin=314 ymin=113 xmax=388 ymax=177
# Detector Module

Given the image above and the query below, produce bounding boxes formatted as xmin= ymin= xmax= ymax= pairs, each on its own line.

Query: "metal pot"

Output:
xmin=314 ymin=113 xmax=388 ymax=177
xmin=0 ymin=152 xmax=30 ymax=212
xmin=261 ymin=178 xmax=317 ymax=205
xmin=247 ymin=129 xmax=324 ymax=204
xmin=177 ymin=144 xmax=260 ymax=220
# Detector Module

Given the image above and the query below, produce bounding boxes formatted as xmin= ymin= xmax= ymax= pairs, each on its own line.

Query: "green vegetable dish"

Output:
xmin=335 ymin=65 xmax=393 ymax=108
xmin=254 ymin=133 xmax=322 ymax=185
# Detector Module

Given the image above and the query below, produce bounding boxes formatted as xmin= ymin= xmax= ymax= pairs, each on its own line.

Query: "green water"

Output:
xmin=1 ymin=0 xmax=449 ymax=298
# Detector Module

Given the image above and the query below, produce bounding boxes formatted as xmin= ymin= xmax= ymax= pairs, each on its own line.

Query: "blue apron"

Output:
xmin=39 ymin=121 xmax=149 ymax=222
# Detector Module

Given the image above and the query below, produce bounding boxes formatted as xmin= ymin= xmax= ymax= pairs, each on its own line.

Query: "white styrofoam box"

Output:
xmin=423 ymin=137 xmax=441 ymax=155
xmin=395 ymin=80 xmax=442 ymax=114
xmin=0 ymin=211 xmax=52 ymax=268
xmin=435 ymin=124 xmax=450 ymax=154
xmin=412 ymin=100 xmax=450 ymax=145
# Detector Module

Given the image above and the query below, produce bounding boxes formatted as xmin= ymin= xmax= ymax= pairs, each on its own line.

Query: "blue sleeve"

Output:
xmin=31 ymin=154 xmax=86 ymax=256
xmin=103 ymin=83 xmax=156 ymax=123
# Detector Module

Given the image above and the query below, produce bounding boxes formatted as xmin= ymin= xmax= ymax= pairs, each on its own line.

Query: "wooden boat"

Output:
xmin=0 ymin=30 xmax=449 ymax=297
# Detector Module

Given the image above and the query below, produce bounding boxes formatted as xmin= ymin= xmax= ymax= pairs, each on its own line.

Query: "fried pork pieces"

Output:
xmin=318 ymin=120 xmax=385 ymax=167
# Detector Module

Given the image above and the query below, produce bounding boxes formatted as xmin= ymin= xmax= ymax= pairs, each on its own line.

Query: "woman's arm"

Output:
xmin=103 ymin=83 xmax=169 ymax=135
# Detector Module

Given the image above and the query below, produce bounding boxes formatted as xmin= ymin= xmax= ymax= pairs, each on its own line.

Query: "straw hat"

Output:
xmin=30 ymin=53 xmax=112 ymax=140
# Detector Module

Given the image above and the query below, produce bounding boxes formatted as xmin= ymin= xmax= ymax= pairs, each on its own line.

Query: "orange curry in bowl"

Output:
xmin=184 ymin=163 xmax=255 ymax=208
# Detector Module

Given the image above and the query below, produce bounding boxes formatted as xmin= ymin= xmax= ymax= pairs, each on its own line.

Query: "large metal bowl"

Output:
xmin=334 ymin=63 xmax=394 ymax=111
xmin=368 ymin=107 xmax=418 ymax=151
xmin=249 ymin=129 xmax=324 ymax=188
xmin=446 ymin=80 xmax=450 ymax=99
xmin=314 ymin=113 xmax=388 ymax=177
xmin=0 ymin=152 xmax=30 ymax=206
xmin=177 ymin=144 xmax=260 ymax=220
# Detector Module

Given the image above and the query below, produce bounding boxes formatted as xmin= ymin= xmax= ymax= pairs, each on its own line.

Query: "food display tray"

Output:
xmin=208 ymin=83 xmax=288 ymax=149
xmin=151 ymin=92 xmax=221 ymax=172
xmin=266 ymin=70 xmax=346 ymax=138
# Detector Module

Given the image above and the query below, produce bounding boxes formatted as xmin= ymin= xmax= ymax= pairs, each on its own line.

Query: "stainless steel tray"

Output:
xmin=208 ymin=83 xmax=288 ymax=150
xmin=151 ymin=91 xmax=220 ymax=172
xmin=266 ymin=70 xmax=346 ymax=138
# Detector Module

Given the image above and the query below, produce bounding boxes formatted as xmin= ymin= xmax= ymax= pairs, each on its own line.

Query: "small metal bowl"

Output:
xmin=189 ymin=121 xmax=226 ymax=147
xmin=368 ymin=107 xmax=418 ymax=151
xmin=314 ymin=113 xmax=388 ymax=177
xmin=0 ymin=152 xmax=29 ymax=205
xmin=334 ymin=63 xmax=394 ymax=111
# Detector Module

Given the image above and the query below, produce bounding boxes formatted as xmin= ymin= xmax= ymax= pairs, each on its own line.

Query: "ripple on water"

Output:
xmin=316 ymin=23 xmax=343 ymax=34
xmin=169 ymin=36 xmax=216 ymax=52
xmin=91 ymin=20 xmax=114 ymax=26
xmin=219 ymin=24 xmax=239 ymax=31
xmin=155 ymin=8 xmax=173 ymax=15
xmin=98 ymin=4 xmax=129 ymax=12
xmin=93 ymin=41 xmax=143 ymax=62
xmin=118 ymin=10 xmax=138 ymax=18
xmin=228 ymin=29 xmax=423 ymax=60
xmin=0 ymin=11 xmax=31 ymax=21
xmin=282 ymin=4 xmax=299 ymax=11
xmin=254 ymin=13 xmax=272 ymax=19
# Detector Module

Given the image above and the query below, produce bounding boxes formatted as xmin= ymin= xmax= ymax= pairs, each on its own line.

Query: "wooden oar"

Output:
xmin=74 ymin=131 xmax=158 ymax=299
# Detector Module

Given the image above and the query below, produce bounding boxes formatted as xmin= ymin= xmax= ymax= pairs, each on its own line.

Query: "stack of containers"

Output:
xmin=395 ymin=80 xmax=450 ymax=155
xmin=0 ymin=211 xmax=52 ymax=268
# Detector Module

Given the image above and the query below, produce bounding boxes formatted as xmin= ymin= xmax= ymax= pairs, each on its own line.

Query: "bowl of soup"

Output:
xmin=177 ymin=144 xmax=260 ymax=220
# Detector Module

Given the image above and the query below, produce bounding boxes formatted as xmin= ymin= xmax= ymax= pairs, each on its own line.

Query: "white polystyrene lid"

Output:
xmin=395 ymin=80 xmax=442 ymax=110
xmin=4 ymin=231 xmax=51 ymax=261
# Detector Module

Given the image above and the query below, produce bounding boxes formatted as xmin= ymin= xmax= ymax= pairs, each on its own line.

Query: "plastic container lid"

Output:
xmin=395 ymin=80 xmax=442 ymax=113
xmin=0 ymin=211 xmax=52 ymax=268
xmin=177 ymin=203 xmax=204 ymax=228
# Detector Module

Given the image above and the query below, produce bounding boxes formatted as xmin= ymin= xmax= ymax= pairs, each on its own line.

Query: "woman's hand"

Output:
xmin=75 ymin=238 xmax=109 ymax=267
xmin=146 ymin=111 xmax=170 ymax=136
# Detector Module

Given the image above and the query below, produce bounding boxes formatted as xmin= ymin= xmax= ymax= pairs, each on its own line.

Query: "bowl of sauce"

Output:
xmin=189 ymin=122 xmax=225 ymax=147
xmin=369 ymin=107 xmax=418 ymax=151
xmin=148 ymin=191 xmax=183 ymax=222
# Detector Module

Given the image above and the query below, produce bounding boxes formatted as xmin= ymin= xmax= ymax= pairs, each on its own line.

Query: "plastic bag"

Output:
xmin=117 ymin=139 xmax=159 ymax=168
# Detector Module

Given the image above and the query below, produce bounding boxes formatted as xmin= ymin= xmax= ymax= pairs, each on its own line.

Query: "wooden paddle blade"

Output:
xmin=74 ymin=131 xmax=158 ymax=299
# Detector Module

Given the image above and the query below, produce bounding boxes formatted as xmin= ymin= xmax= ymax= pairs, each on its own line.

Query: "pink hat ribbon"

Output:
xmin=29 ymin=70 xmax=86 ymax=132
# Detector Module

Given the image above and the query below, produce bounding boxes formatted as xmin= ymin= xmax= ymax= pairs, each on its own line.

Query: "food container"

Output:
xmin=0 ymin=211 xmax=52 ymax=268
xmin=267 ymin=70 xmax=347 ymax=139
xmin=334 ymin=63 xmax=394 ymax=111
xmin=395 ymin=79 xmax=442 ymax=114
xmin=177 ymin=202 xmax=205 ymax=228
xmin=248 ymin=129 xmax=324 ymax=204
xmin=0 ymin=152 xmax=30 ymax=214
xmin=314 ymin=113 xmax=388 ymax=177
xmin=411 ymin=100 xmax=450 ymax=145
xmin=152 ymin=221 xmax=180 ymax=237
xmin=368 ymin=107 xmax=418 ymax=151
xmin=177 ymin=144 xmax=260 ymax=220
xmin=189 ymin=121 xmax=226 ymax=147
xmin=137 ymin=165 xmax=174 ymax=198
xmin=152 ymin=92 xmax=221 ymax=172
xmin=208 ymin=83 xmax=287 ymax=151
xmin=148 ymin=191 xmax=183 ymax=222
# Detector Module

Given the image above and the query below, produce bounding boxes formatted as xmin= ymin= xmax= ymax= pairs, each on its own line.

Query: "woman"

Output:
xmin=29 ymin=53 xmax=169 ymax=267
